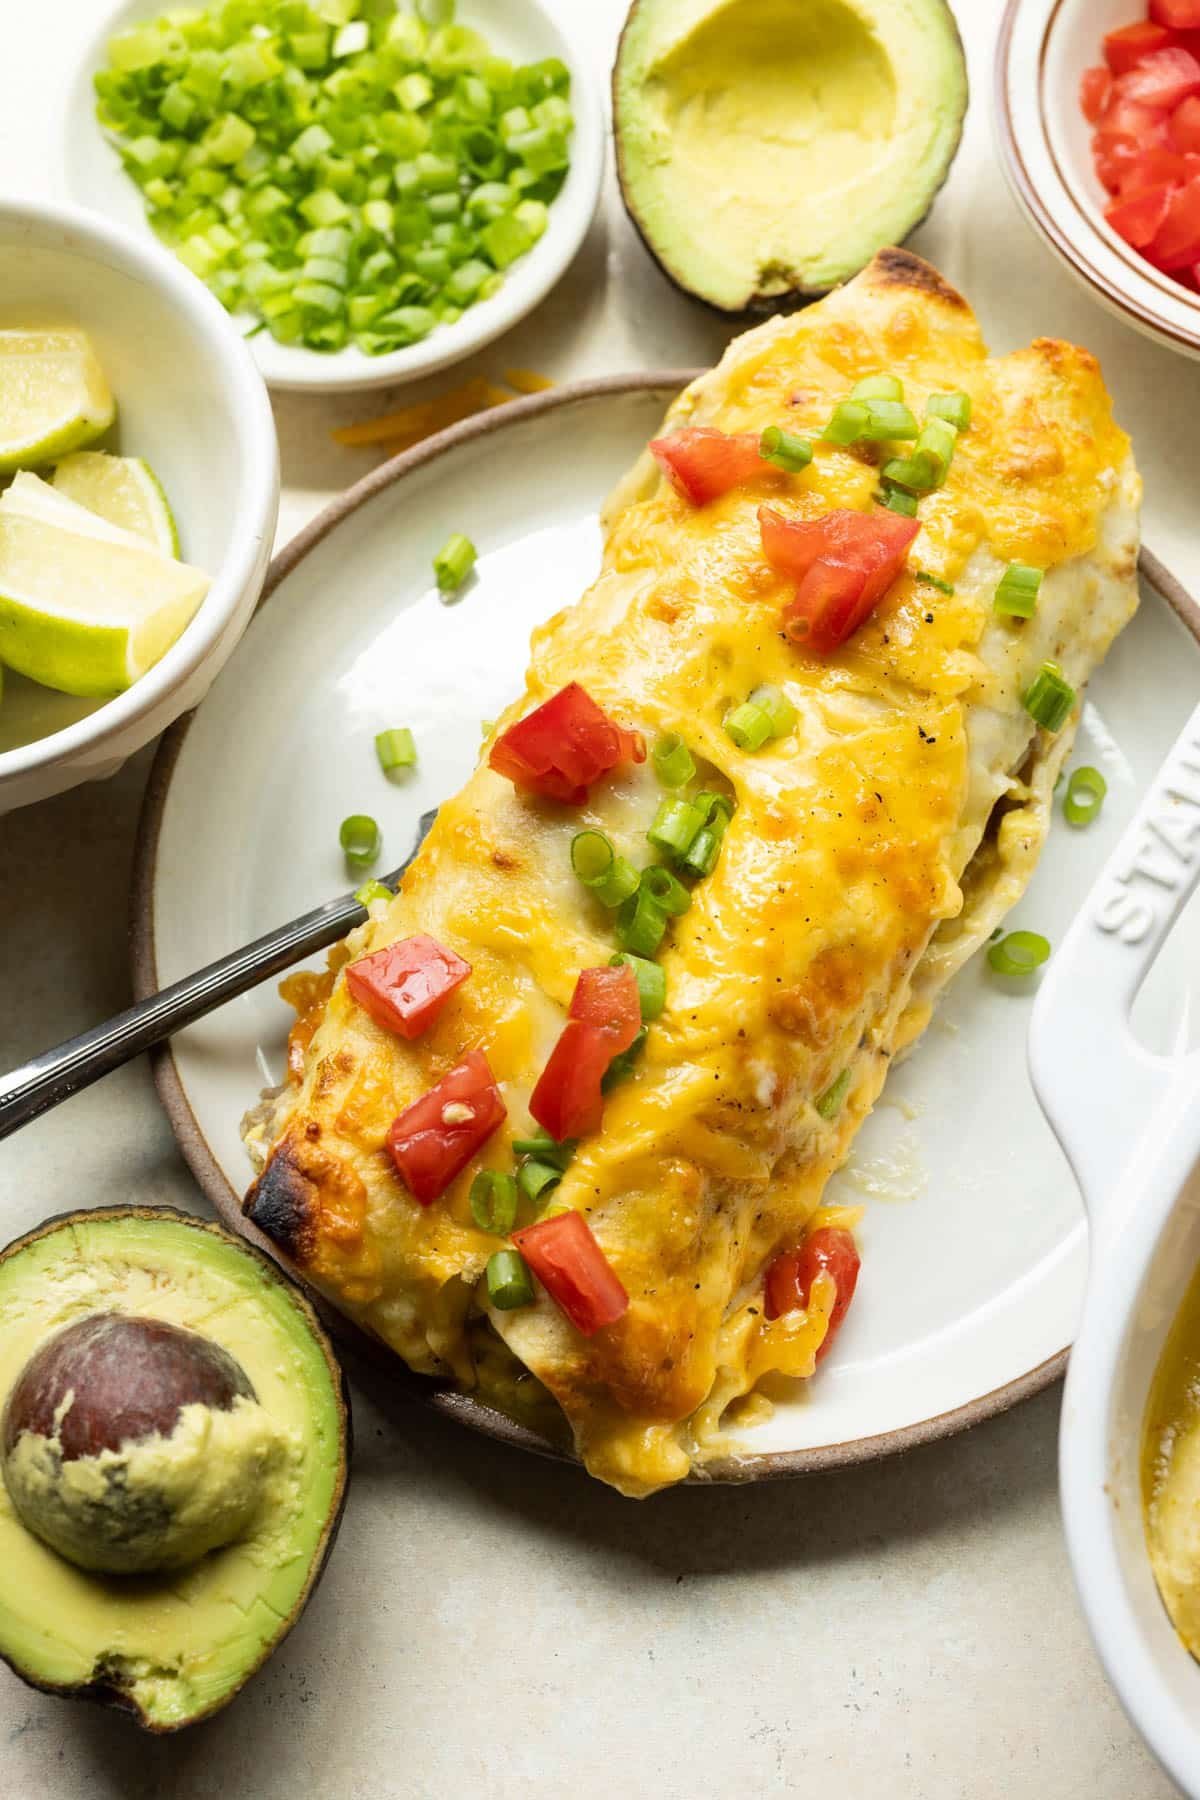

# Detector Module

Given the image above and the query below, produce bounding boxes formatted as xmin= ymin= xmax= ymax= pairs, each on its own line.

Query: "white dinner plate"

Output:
xmin=60 ymin=0 xmax=604 ymax=393
xmin=133 ymin=375 xmax=1200 ymax=1478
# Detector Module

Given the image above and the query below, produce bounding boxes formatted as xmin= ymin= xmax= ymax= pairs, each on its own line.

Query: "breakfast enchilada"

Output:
xmin=243 ymin=248 xmax=1140 ymax=1497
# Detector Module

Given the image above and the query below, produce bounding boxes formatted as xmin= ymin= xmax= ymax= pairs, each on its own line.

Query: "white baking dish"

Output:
xmin=1032 ymin=702 xmax=1200 ymax=1796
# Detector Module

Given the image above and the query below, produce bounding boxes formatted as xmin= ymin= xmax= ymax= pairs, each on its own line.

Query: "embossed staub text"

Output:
xmin=1094 ymin=724 xmax=1200 ymax=945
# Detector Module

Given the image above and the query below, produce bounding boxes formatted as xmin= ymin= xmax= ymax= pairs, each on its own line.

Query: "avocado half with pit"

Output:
xmin=613 ymin=0 xmax=968 ymax=311
xmin=0 ymin=1206 xmax=349 ymax=1731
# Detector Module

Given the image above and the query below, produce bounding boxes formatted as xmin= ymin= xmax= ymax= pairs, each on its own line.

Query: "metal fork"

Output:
xmin=0 ymin=808 xmax=439 ymax=1143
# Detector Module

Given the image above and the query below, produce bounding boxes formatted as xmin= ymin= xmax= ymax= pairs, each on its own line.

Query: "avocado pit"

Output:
xmin=2 ymin=1312 xmax=284 ymax=1576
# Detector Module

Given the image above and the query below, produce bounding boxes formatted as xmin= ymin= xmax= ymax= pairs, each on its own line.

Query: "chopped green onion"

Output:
xmin=482 ymin=211 xmax=533 ymax=268
xmin=595 ymin=858 xmax=640 ymax=908
xmin=994 ymin=563 xmax=1044 ymax=619
xmin=340 ymin=813 xmax=380 ymax=873
xmin=1023 ymin=662 xmax=1076 ymax=733
xmin=881 ymin=453 xmax=939 ymax=495
xmin=693 ymin=790 xmax=735 ymax=832
xmin=517 ymin=1160 xmax=561 ymax=1205
xmin=1064 ymin=765 xmax=1107 ymax=828
xmin=815 ymin=1068 xmax=852 ymax=1120
xmin=354 ymin=878 xmax=393 ymax=907
xmin=987 ymin=930 xmax=1051 ymax=977
xmin=375 ymin=727 xmax=417 ymax=773
xmin=759 ymin=426 xmax=813 ymax=472
xmin=749 ymin=684 xmax=796 ymax=738
xmin=470 ymin=1169 xmax=519 ymax=1235
xmin=96 ymin=3 xmax=575 ymax=357
xmin=857 ymin=399 xmax=920 ymax=441
xmin=878 ymin=484 xmax=919 ymax=517
xmin=571 ymin=829 xmax=614 ymax=884
xmin=726 ymin=688 xmax=793 ymax=751
xmin=823 ymin=400 xmax=871 ymax=447
xmin=602 ymin=1026 xmax=648 ymax=1092
xmin=511 ymin=1131 xmax=573 ymax=1170
xmin=333 ymin=19 xmax=370 ymax=56
xmin=724 ymin=701 xmax=773 ymax=752
xmin=486 ymin=1248 xmax=534 ymax=1310
xmin=570 ymin=831 xmax=640 ymax=908
xmin=912 ymin=415 xmax=957 ymax=486
xmin=640 ymin=866 xmax=691 ymax=917
xmin=915 ymin=571 xmax=955 ymax=595
xmin=610 ymin=952 xmax=667 ymax=1021
xmin=615 ymin=888 xmax=669 ymax=957
xmin=434 ymin=532 xmax=476 ymax=594
xmin=828 ymin=397 xmax=920 ymax=444
xmin=927 ymin=391 xmax=972 ymax=431
xmin=648 ymin=797 xmax=704 ymax=859
xmin=681 ymin=827 xmax=720 ymax=878
xmin=652 ymin=732 xmax=696 ymax=789
xmin=851 ymin=373 xmax=904 ymax=402
xmin=681 ymin=797 xmax=731 ymax=875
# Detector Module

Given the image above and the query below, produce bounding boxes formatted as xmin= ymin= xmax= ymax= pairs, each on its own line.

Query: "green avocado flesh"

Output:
xmin=613 ymin=0 xmax=968 ymax=309
xmin=0 ymin=1209 xmax=348 ymax=1731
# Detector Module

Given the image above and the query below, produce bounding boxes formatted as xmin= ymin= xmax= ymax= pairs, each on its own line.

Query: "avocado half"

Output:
xmin=0 ymin=1206 xmax=349 ymax=1731
xmin=613 ymin=0 xmax=968 ymax=311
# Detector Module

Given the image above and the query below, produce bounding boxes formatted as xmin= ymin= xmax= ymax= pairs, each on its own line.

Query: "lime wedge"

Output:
xmin=0 ymin=475 xmax=209 ymax=697
xmin=0 ymin=330 xmax=116 ymax=473
xmin=52 ymin=451 xmax=179 ymax=558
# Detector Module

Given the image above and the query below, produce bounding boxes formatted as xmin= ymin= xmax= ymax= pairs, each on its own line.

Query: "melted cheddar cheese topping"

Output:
xmin=244 ymin=250 xmax=1140 ymax=1496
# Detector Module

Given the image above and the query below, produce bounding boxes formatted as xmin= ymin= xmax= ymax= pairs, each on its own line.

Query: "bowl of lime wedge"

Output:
xmin=0 ymin=196 xmax=278 ymax=813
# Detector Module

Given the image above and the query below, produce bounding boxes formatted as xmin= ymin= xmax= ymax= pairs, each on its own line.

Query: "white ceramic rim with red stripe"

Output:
xmin=997 ymin=0 xmax=1200 ymax=360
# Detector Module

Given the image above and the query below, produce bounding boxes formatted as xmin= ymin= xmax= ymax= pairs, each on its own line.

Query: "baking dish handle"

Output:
xmin=1029 ymin=702 xmax=1200 ymax=1242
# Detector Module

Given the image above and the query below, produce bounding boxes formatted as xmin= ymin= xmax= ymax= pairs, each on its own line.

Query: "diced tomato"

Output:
xmin=1170 ymin=91 xmax=1200 ymax=148
xmin=763 ymin=1226 xmax=861 ymax=1361
xmin=759 ymin=505 xmax=920 ymax=655
xmin=1153 ymin=0 xmax=1200 ymax=29
xmin=1145 ymin=171 xmax=1200 ymax=263
xmin=1117 ymin=145 xmax=1192 ymax=189
xmin=528 ymin=963 xmax=641 ymax=1142
xmin=1113 ymin=45 xmax=1200 ymax=108
xmin=1106 ymin=180 xmax=1174 ymax=245
xmin=648 ymin=427 xmax=764 ymax=505
xmin=1081 ymin=65 xmax=1114 ymax=121
xmin=1094 ymin=130 xmax=1141 ymax=192
xmin=1104 ymin=21 xmax=1172 ymax=74
xmin=1095 ymin=95 xmax=1171 ymax=144
xmin=488 ymin=682 xmax=645 ymax=805
xmin=512 ymin=1211 xmax=629 ymax=1336
xmin=386 ymin=1049 xmax=506 ymax=1205
xmin=345 ymin=934 xmax=471 ymax=1040
xmin=757 ymin=507 xmax=828 ymax=584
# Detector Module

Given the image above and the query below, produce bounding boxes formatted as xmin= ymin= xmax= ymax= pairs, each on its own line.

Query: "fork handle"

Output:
xmin=0 ymin=886 xmax=368 ymax=1143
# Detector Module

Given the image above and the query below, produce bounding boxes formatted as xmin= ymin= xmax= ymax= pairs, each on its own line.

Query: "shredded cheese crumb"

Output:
xmin=333 ymin=370 xmax=553 ymax=452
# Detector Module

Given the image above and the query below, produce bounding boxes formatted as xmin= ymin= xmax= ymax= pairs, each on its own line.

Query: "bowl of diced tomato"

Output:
xmin=998 ymin=0 xmax=1200 ymax=357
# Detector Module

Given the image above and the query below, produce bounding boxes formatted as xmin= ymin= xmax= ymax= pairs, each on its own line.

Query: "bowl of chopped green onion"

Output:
xmin=64 ymin=0 xmax=604 ymax=391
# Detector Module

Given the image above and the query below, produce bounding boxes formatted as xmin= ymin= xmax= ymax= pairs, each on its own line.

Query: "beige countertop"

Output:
xmin=0 ymin=1 xmax=1193 ymax=1794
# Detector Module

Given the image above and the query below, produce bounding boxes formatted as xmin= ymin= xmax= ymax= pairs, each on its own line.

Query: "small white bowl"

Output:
xmin=997 ymin=0 xmax=1200 ymax=359
xmin=1032 ymin=700 xmax=1200 ymax=1795
xmin=61 ymin=0 xmax=605 ymax=393
xmin=0 ymin=196 xmax=279 ymax=814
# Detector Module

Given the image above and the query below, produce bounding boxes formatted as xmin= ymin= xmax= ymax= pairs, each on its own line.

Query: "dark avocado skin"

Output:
xmin=611 ymin=0 xmax=969 ymax=314
xmin=0 ymin=1205 xmax=351 ymax=1733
